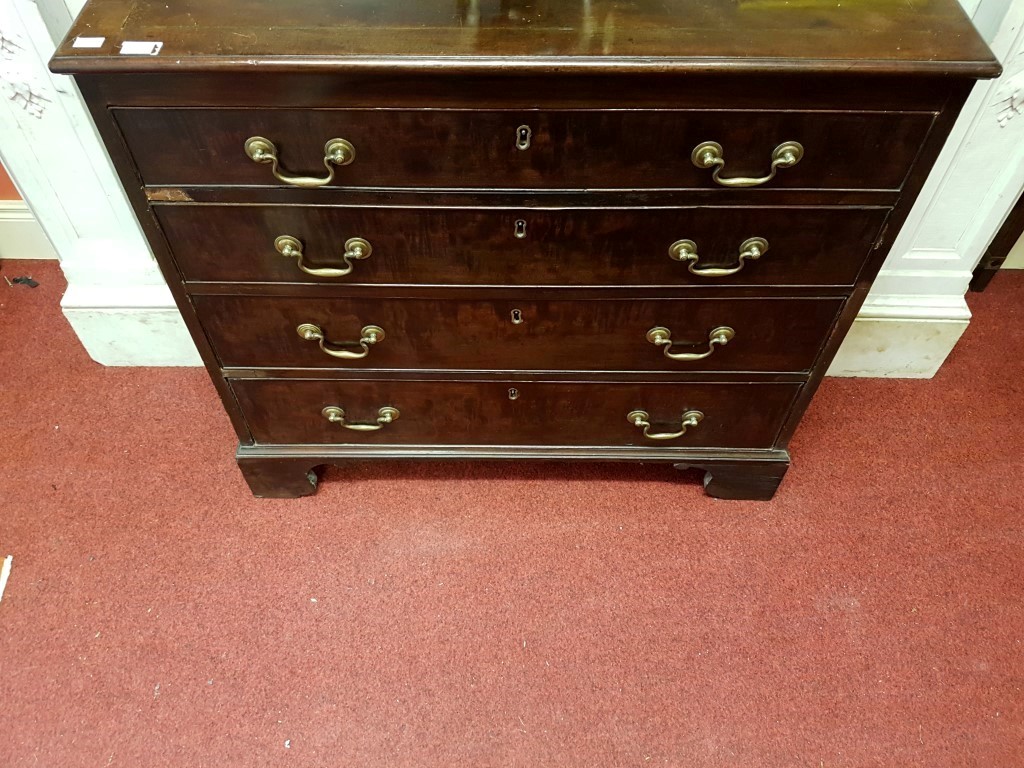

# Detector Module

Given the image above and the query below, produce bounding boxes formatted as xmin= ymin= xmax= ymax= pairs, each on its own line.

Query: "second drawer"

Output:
xmin=157 ymin=204 xmax=889 ymax=288
xmin=195 ymin=295 xmax=844 ymax=373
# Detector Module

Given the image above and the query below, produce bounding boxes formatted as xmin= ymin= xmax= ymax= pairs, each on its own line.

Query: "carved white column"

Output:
xmin=830 ymin=0 xmax=1024 ymax=377
xmin=0 ymin=0 xmax=200 ymax=365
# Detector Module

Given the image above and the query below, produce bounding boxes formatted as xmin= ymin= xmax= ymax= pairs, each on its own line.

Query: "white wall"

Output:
xmin=2 ymin=0 xmax=1022 ymax=371
xmin=0 ymin=0 xmax=201 ymax=365
xmin=829 ymin=0 xmax=1024 ymax=377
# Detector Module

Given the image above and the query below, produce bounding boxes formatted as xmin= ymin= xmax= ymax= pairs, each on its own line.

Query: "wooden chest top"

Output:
xmin=51 ymin=0 xmax=998 ymax=77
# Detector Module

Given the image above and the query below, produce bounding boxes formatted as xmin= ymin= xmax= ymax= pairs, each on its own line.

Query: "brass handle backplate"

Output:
xmin=245 ymin=136 xmax=355 ymax=188
xmin=647 ymin=325 xmax=735 ymax=361
xmin=691 ymin=141 xmax=803 ymax=188
xmin=627 ymin=409 xmax=704 ymax=441
xmin=669 ymin=237 xmax=769 ymax=277
xmin=322 ymin=406 xmax=399 ymax=431
xmin=297 ymin=323 xmax=384 ymax=359
xmin=275 ymin=235 xmax=372 ymax=278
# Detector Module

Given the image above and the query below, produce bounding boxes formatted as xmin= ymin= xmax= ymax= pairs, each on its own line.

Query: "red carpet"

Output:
xmin=1 ymin=260 xmax=1021 ymax=767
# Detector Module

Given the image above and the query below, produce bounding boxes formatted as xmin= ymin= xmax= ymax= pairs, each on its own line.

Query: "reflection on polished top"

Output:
xmin=52 ymin=0 xmax=998 ymax=75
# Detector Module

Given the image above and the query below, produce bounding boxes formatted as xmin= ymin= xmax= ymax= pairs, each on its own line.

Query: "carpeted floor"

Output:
xmin=0 ymin=259 xmax=1021 ymax=767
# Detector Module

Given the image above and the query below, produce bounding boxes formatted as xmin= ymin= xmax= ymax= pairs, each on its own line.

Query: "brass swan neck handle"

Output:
xmin=275 ymin=235 xmax=372 ymax=278
xmin=297 ymin=323 xmax=384 ymax=360
xmin=669 ymin=237 xmax=769 ymax=277
xmin=245 ymin=136 xmax=355 ymax=188
xmin=322 ymin=406 xmax=399 ymax=431
xmin=647 ymin=326 xmax=735 ymax=361
xmin=691 ymin=141 xmax=803 ymax=188
xmin=628 ymin=410 xmax=704 ymax=441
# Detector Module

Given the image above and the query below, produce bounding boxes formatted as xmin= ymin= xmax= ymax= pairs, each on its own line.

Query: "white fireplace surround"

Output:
xmin=1 ymin=0 xmax=1022 ymax=374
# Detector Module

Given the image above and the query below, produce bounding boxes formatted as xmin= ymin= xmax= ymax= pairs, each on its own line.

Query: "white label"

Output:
xmin=120 ymin=41 xmax=163 ymax=56
xmin=73 ymin=37 xmax=106 ymax=49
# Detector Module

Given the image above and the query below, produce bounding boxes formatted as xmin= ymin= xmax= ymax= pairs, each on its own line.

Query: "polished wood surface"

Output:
xmin=117 ymin=107 xmax=933 ymax=191
xmin=194 ymin=294 xmax=842 ymax=373
xmin=84 ymin=71 xmax=961 ymax=112
xmin=52 ymin=0 xmax=999 ymax=76
xmin=231 ymin=378 xmax=801 ymax=447
xmin=52 ymin=0 xmax=998 ymax=499
xmin=236 ymin=446 xmax=793 ymax=500
xmin=156 ymin=204 xmax=889 ymax=287
xmin=688 ymin=458 xmax=790 ymax=501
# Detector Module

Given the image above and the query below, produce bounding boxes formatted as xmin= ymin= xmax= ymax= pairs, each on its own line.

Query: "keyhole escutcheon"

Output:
xmin=516 ymin=125 xmax=532 ymax=151
xmin=511 ymin=308 xmax=524 ymax=325
xmin=508 ymin=388 xmax=520 ymax=401
xmin=514 ymin=219 xmax=527 ymax=239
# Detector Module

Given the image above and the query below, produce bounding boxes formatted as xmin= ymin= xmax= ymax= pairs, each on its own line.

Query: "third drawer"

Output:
xmin=158 ymin=204 xmax=890 ymax=287
xmin=195 ymin=295 xmax=845 ymax=373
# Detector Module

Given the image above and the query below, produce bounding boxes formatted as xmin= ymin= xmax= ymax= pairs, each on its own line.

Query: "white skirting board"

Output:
xmin=1004 ymin=231 xmax=1024 ymax=268
xmin=0 ymin=200 xmax=57 ymax=260
xmin=61 ymin=283 xmax=203 ymax=367
xmin=827 ymin=295 xmax=972 ymax=379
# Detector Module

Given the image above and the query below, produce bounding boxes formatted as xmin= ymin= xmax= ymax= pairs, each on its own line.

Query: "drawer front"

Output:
xmin=117 ymin=107 xmax=933 ymax=191
xmin=158 ymin=204 xmax=888 ymax=287
xmin=195 ymin=295 xmax=843 ymax=373
xmin=231 ymin=378 xmax=802 ymax=448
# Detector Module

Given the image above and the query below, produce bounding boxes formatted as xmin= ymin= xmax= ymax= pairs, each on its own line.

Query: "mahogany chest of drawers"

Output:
xmin=52 ymin=0 xmax=998 ymax=499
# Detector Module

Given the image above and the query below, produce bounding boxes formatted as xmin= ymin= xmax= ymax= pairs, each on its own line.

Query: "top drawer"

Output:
xmin=113 ymin=107 xmax=934 ymax=192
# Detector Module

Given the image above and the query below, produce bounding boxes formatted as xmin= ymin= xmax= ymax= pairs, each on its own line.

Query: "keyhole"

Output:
xmin=511 ymin=308 xmax=524 ymax=325
xmin=516 ymin=125 xmax=532 ymax=151
xmin=508 ymin=388 xmax=520 ymax=401
xmin=514 ymin=219 xmax=527 ymax=239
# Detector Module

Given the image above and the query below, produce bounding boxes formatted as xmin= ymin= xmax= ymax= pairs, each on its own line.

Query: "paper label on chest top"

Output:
xmin=72 ymin=37 xmax=105 ymax=49
xmin=119 ymin=41 xmax=163 ymax=56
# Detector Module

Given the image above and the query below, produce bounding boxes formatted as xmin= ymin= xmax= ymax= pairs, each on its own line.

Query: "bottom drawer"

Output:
xmin=231 ymin=379 xmax=802 ymax=448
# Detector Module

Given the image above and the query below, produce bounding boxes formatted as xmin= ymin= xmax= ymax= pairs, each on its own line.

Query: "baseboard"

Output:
xmin=0 ymin=201 xmax=57 ymax=260
xmin=827 ymin=295 xmax=971 ymax=379
xmin=1004 ymin=232 xmax=1024 ymax=268
xmin=61 ymin=283 xmax=202 ymax=367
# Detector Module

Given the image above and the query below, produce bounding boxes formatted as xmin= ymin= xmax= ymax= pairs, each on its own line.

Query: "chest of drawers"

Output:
xmin=52 ymin=0 xmax=998 ymax=500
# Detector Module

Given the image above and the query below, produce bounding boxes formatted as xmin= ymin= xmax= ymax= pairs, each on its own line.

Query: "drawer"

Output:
xmin=157 ymin=204 xmax=889 ymax=287
xmin=231 ymin=378 xmax=802 ymax=448
xmin=116 ymin=107 xmax=933 ymax=191
xmin=194 ymin=295 xmax=843 ymax=373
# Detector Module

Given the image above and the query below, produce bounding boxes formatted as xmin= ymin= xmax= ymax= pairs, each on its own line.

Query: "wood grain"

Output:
xmin=156 ymin=204 xmax=890 ymax=288
xmin=51 ymin=0 xmax=998 ymax=77
xmin=230 ymin=377 xmax=802 ymax=448
xmin=116 ymin=107 xmax=934 ymax=191
xmin=193 ymin=294 xmax=844 ymax=373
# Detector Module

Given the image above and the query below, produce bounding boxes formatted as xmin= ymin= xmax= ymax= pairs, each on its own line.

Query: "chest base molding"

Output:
xmin=236 ymin=444 xmax=791 ymax=501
